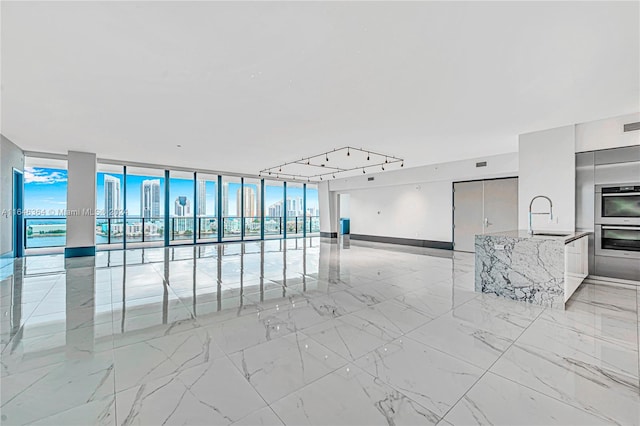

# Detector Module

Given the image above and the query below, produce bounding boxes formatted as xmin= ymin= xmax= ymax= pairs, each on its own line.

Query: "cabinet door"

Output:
xmin=453 ymin=181 xmax=484 ymax=252
xmin=483 ymin=178 xmax=518 ymax=234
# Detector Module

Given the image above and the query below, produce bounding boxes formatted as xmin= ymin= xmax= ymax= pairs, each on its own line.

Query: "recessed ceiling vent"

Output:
xmin=476 ymin=161 xmax=487 ymax=168
xmin=623 ymin=122 xmax=640 ymax=132
xmin=367 ymin=177 xmax=374 ymax=181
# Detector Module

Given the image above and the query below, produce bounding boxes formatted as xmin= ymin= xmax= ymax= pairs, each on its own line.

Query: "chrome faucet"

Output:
xmin=528 ymin=195 xmax=553 ymax=235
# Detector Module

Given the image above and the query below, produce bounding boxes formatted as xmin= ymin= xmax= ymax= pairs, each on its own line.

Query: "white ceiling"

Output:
xmin=1 ymin=1 xmax=638 ymax=177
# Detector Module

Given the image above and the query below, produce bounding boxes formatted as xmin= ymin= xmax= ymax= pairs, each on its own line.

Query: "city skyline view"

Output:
xmin=23 ymin=168 xmax=319 ymax=218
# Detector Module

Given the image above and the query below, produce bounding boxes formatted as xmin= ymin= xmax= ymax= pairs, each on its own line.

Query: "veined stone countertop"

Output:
xmin=475 ymin=230 xmax=590 ymax=309
xmin=482 ymin=230 xmax=590 ymax=244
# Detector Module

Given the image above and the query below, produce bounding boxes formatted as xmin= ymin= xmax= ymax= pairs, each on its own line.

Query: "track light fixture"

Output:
xmin=260 ymin=146 xmax=403 ymax=183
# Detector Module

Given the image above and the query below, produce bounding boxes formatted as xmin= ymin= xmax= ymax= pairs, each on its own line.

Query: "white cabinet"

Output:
xmin=564 ymin=235 xmax=589 ymax=302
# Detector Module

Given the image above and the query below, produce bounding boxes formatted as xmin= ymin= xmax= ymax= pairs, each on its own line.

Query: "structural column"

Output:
xmin=318 ymin=181 xmax=339 ymax=240
xmin=65 ymin=151 xmax=97 ymax=258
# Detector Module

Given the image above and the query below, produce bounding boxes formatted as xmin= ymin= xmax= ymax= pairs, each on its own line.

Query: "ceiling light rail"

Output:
xmin=259 ymin=146 xmax=404 ymax=182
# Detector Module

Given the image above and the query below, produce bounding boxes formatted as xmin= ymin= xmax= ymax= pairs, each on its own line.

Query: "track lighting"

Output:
xmin=401 ymin=161 xmax=404 ymax=167
xmin=268 ymin=171 xmax=271 ymax=175
xmin=367 ymin=152 xmax=370 ymax=161
xmin=320 ymin=176 xmax=323 ymax=181
xmin=279 ymin=166 xmax=282 ymax=172
xmin=325 ymin=153 xmax=329 ymax=162
xmin=385 ymin=156 xmax=388 ymax=164
xmin=347 ymin=148 xmax=350 ymax=156
xmin=382 ymin=165 xmax=385 ymax=171
xmin=362 ymin=168 xmax=366 ymax=174
xmin=306 ymin=158 xmax=310 ymax=165
xmin=332 ymin=174 xmax=335 ymax=179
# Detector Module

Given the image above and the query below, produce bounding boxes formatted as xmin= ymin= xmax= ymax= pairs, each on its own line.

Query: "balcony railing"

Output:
xmin=93 ymin=216 xmax=320 ymax=245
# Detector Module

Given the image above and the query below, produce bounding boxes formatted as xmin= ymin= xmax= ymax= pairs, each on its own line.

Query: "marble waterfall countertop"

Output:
xmin=480 ymin=230 xmax=590 ymax=244
xmin=475 ymin=230 xmax=590 ymax=309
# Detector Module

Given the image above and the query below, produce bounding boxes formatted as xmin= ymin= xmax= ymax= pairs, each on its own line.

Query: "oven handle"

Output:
xmin=602 ymin=193 xmax=640 ymax=197
xmin=601 ymin=226 xmax=640 ymax=231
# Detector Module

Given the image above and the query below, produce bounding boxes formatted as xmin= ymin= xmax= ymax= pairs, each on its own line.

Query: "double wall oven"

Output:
xmin=595 ymin=184 xmax=640 ymax=261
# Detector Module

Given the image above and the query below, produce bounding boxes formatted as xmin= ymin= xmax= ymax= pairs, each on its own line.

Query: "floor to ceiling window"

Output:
xmin=264 ymin=180 xmax=284 ymax=239
xmin=222 ymin=176 xmax=242 ymax=241
xmin=306 ymin=184 xmax=320 ymax=234
xmin=169 ymin=171 xmax=195 ymax=244
xmin=196 ymin=173 xmax=218 ymax=243
xmin=126 ymin=167 xmax=165 ymax=246
xmin=96 ymin=163 xmax=124 ymax=248
xmin=242 ymin=178 xmax=261 ymax=240
xmin=287 ymin=182 xmax=305 ymax=237
xmin=23 ymin=157 xmax=68 ymax=250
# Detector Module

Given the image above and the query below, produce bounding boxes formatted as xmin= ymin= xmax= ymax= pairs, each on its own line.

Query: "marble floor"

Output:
xmin=1 ymin=237 xmax=638 ymax=425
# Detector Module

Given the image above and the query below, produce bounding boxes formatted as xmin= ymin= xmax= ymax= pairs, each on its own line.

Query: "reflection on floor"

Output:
xmin=1 ymin=237 xmax=638 ymax=425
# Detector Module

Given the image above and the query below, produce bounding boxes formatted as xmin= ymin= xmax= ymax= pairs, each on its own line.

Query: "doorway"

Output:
xmin=453 ymin=177 xmax=518 ymax=252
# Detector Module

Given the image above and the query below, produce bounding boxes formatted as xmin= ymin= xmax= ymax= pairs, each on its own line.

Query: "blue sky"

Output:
xmin=24 ymin=167 xmax=68 ymax=214
xmin=26 ymin=168 xmax=318 ymax=217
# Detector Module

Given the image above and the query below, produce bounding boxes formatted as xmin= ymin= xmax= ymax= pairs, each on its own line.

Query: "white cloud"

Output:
xmin=24 ymin=167 xmax=67 ymax=185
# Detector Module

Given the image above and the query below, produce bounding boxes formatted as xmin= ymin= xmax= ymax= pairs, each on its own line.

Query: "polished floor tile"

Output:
xmin=1 ymin=237 xmax=638 ymax=425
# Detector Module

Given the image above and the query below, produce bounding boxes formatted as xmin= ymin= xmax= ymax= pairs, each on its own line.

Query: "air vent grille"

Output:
xmin=476 ymin=161 xmax=487 ymax=168
xmin=367 ymin=177 xmax=374 ymax=181
xmin=623 ymin=122 xmax=640 ymax=132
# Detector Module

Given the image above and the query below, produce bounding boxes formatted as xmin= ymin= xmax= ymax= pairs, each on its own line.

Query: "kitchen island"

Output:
xmin=475 ymin=230 xmax=590 ymax=309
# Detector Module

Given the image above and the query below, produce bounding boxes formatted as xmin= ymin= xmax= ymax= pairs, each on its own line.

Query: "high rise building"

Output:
xmin=141 ymin=179 xmax=161 ymax=219
xmin=174 ymin=196 xmax=190 ymax=216
xmin=222 ymin=182 xmax=229 ymax=217
xmin=268 ymin=201 xmax=283 ymax=218
xmin=196 ymin=180 xmax=206 ymax=216
xmin=104 ymin=174 xmax=121 ymax=217
xmin=237 ymin=186 xmax=257 ymax=217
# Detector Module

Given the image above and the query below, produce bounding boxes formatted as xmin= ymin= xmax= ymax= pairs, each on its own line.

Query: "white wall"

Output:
xmin=66 ymin=151 xmax=97 ymax=249
xmin=350 ymin=181 xmax=452 ymax=241
xmin=576 ymin=113 xmax=640 ymax=152
xmin=328 ymin=152 xmax=518 ymax=242
xmin=518 ymin=125 xmax=575 ymax=232
xmin=1 ymin=135 xmax=24 ymax=262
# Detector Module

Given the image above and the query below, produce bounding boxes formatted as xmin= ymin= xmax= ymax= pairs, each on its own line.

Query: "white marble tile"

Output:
xmin=517 ymin=315 xmax=639 ymax=378
xmin=271 ymin=364 xmax=441 ymax=425
xmin=339 ymin=299 xmax=433 ymax=340
xmin=113 ymin=328 xmax=222 ymax=391
xmin=304 ymin=290 xmax=371 ymax=318
xmin=175 ymin=357 xmax=267 ymax=423
xmin=443 ymin=372 xmax=609 ymax=426
xmin=206 ymin=306 xmax=306 ymax=354
xmin=303 ymin=318 xmax=389 ymax=362
xmin=407 ymin=313 xmax=514 ymax=369
xmin=491 ymin=343 xmax=640 ymax=425
xmin=355 ymin=338 xmax=483 ymax=419
xmin=571 ymin=283 xmax=638 ymax=312
xmin=30 ymin=395 xmax=116 ymax=426
xmin=115 ymin=374 xmax=225 ymax=425
xmin=231 ymin=406 xmax=284 ymax=426
xmin=394 ymin=290 xmax=459 ymax=318
xmin=1 ymin=352 xmax=115 ymax=425
xmin=229 ymin=332 xmax=347 ymax=403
